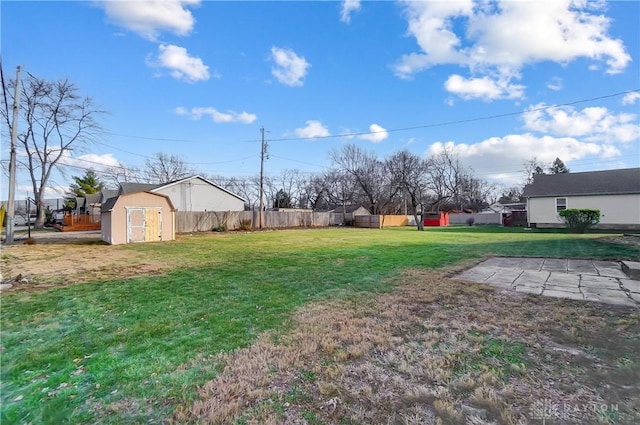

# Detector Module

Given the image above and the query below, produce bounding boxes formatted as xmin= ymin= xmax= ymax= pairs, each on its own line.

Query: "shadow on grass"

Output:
xmin=1 ymin=230 xmax=638 ymax=423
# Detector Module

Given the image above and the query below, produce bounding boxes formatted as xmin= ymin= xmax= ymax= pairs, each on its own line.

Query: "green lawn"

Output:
xmin=1 ymin=226 xmax=638 ymax=424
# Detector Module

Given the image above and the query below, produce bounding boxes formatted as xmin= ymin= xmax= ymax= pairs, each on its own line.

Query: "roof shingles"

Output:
xmin=523 ymin=168 xmax=640 ymax=197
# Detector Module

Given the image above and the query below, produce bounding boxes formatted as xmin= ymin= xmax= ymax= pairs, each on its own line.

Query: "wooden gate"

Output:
xmin=127 ymin=207 xmax=162 ymax=243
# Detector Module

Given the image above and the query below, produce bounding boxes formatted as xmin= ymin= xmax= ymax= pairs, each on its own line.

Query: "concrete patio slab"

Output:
xmin=543 ymin=290 xmax=584 ymax=301
xmin=567 ymin=259 xmax=598 ymax=274
xmin=544 ymin=284 xmax=581 ymax=293
xmin=454 ymin=257 xmax=638 ymax=308
xmin=514 ymin=270 xmax=549 ymax=286
xmin=484 ymin=268 xmax=522 ymax=284
xmin=541 ymin=259 xmax=568 ymax=272
xmin=583 ymin=294 xmax=637 ymax=307
xmin=593 ymin=261 xmax=629 ymax=279
xmin=622 ymin=261 xmax=640 ymax=280
xmin=579 ymin=275 xmax=621 ymax=289
xmin=580 ymin=286 xmax=623 ymax=297
xmin=621 ymin=279 xmax=640 ymax=294
xmin=546 ymin=273 xmax=580 ymax=287
xmin=456 ymin=266 xmax=496 ymax=282
xmin=514 ymin=285 xmax=543 ymax=295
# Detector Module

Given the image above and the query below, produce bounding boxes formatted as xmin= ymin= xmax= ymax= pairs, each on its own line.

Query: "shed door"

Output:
xmin=127 ymin=207 xmax=162 ymax=243
xmin=145 ymin=208 xmax=162 ymax=242
xmin=127 ymin=208 xmax=145 ymax=243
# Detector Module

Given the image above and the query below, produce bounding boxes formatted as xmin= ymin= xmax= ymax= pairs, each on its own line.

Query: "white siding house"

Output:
xmin=119 ymin=176 xmax=246 ymax=212
xmin=152 ymin=176 xmax=245 ymax=212
xmin=523 ymin=168 xmax=640 ymax=230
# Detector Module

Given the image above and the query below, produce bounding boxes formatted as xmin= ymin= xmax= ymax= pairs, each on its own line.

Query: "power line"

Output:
xmin=90 ymin=88 xmax=638 ymax=145
xmin=246 ymin=89 xmax=640 ymax=143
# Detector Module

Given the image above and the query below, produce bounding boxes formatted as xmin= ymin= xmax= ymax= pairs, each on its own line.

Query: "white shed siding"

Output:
xmin=528 ymin=194 xmax=640 ymax=226
xmin=153 ymin=177 xmax=245 ymax=212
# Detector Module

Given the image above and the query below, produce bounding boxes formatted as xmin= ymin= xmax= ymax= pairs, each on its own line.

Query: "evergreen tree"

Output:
xmin=273 ymin=189 xmax=293 ymax=209
xmin=549 ymin=157 xmax=570 ymax=174
xmin=67 ymin=170 xmax=105 ymax=198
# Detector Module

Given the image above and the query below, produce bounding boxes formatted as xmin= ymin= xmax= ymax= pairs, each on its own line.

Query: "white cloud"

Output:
xmin=340 ymin=0 xmax=361 ymax=24
xmin=427 ymin=134 xmax=608 ymax=183
xmin=271 ymin=47 xmax=310 ymax=87
xmin=523 ymin=104 xmax=639 ymax=143
xmin=622 ymin=91 xmax=640 ymax=105
xmin=60 ymin=152 xmax=121 ymax=173
xmin=358 ymin=123 xmax=389 ymax=143
xmin=395 ymin=0 xmax=631 ymax=99
xmin=444 ymin=74 xmax=525 ymax=100
xmin=295 ymin=120 xmax=330 ymax=138
xmin=546 ymin=77 xmax=563 ymax=91
xmin=152 ymin=44 xmax=209 ymax=83
xmin=98 ymin=0 xmax=200 ymax=41
xmin=175 ymin=106 xmax=257 ymax=124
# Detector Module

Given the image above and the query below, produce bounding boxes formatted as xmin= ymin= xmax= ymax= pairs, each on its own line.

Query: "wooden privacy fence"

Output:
xmin=354 ymin=215 xmax=409 ymax=229
xmin=175 ymin=211 xmax=331 ymax=233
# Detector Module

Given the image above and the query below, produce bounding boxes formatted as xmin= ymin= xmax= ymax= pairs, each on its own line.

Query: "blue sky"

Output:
xmin=2 ymin=0 xmax=639 ymax=200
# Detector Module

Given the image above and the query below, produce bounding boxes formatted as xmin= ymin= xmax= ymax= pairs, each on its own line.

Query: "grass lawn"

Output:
xmin=1 ymin=226 xmax=639 ymax=424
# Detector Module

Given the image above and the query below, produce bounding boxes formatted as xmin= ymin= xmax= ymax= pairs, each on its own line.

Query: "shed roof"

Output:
xmin=100 ymin=189 xmax=118 ymax=202
xmin=522 ymin=168 xmax=640 ymax=198
xmin=101 ymin=191 xmax=176 ymax=213
xmin=101 ymin=196 xmax=119 ymax=212
xmin=119 ymin=183 xmax=160 ymax=194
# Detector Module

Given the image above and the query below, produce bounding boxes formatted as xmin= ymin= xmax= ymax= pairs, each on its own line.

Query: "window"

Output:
xmin=556 ymin=197 xmax=567 ymax=212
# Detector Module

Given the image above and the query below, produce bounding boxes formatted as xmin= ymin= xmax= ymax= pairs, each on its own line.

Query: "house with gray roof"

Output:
xmin=522 ymin=168 xmax=640 ymax=230
xmin=114 ymin=176 xmax=246 ymax=212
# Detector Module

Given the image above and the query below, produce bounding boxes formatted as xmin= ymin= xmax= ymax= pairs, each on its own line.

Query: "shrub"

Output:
xmin=239 ymin=219 xmax=253 ymax=231
xmin=212 ymin=224 xmax=227 ymax=232
xmin=466 ymin=217 xmax=475 ymax=226
xmin=558 ymin=209 xmax=600 ymax=233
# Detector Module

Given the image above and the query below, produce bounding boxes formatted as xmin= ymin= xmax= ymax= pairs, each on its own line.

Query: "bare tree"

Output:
xmin=457 ymin=175 xmax=496 ymax=212
xmin=299 ymin=172 xmax=332 ymax=210
xmin=144 ymin=152 xmax=195 ymax=184
xmin=498 ymin=186 xmax=524 ymax=204
xmin=425 ymin=147 xmax=464 ymax=211
xmin=330 ymin=144 xmax=399 ymax=214
xmin=103 ymin=161 xmax=143 ymax=188
xmin=1 ymin=72 xmax=104 ymax=227
xmin=271 ymin=169 xmax=302 ymax=208
xmin=523 ymin=157 xmax=546 ymax=184
xmin=209 ymin=175 xmax=256 ymax=210
xmin=386 ymin=150 xmax=429 ymax=230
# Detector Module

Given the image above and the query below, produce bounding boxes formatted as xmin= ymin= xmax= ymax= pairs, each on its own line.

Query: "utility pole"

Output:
xmin=6 ymin=65 xmax=21 ymax=244
xmin=258 ymin=127 xmax=268 ymax=229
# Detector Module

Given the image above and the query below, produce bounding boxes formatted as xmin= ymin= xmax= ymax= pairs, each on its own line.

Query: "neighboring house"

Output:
xmin=101 ymin=191 xmax=176 ymax=245
xmin=118 ymin=176 xmax=246 ymax=212
xmin=522 ymin=168 xmax=640 ymax=230
xmin=327 ymin=205 xmax=371 ymax=225
xmin=487 ymin=202 xmax=526 ymax=213
xmin=72 ymin=192 xmax=111 ymax=222
xmin=100 ymin=189 xmax=118 ymax=203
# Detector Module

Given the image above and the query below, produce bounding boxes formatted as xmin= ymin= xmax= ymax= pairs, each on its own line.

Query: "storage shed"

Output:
xmin=423 ymin=212 xmax=450 ymax=227
xmin=101 ymin=192 xmax=176 ymax=245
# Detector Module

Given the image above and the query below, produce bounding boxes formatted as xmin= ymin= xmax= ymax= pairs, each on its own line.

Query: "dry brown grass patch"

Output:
xmin=176 ymin=269 xmax=640 ymax=424
xmin=1 ymin=243 xmax=172 ymax=292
